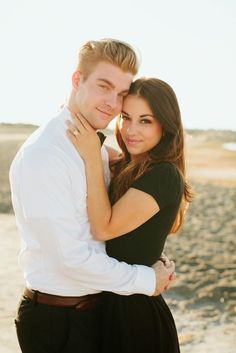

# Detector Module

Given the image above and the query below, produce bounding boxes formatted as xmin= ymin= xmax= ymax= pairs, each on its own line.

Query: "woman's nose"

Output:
xmin=126 ymin=122 xmax=138 ymax=134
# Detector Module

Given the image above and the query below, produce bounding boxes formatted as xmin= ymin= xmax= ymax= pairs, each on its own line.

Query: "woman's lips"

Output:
xmin=126 ymin=138 xmax=141 ymax=145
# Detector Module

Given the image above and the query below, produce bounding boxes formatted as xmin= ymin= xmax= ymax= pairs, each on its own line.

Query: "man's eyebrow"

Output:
xmin=97 ymin=79 xmax=129 ymax=94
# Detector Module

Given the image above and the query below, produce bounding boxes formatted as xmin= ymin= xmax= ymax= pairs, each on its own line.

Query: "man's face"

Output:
xmin=72 ymin=61 xmax=134 ymax=129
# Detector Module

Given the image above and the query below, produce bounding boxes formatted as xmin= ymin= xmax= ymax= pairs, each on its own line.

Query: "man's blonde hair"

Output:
xmin=77 ymin=38 xmax=139 ymax=79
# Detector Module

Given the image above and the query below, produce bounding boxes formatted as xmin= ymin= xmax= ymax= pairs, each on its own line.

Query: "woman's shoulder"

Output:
xmin=131 ymin=162 xmax=183 ymax=207
xmin=149 ymin=161 xmax=181 ymax=177
xmin=145 ymin=162 xmax=184 ymax=192
xmin=132 ymin=162 xmax=182 ymax=188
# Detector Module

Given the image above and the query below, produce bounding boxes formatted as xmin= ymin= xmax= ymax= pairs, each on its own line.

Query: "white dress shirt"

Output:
xmin=9 ymin=107 xmax=156 ymax=296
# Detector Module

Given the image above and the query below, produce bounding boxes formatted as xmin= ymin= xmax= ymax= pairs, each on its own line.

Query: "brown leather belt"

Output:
xmin=24 ymin=288 xmax=101 ymax=311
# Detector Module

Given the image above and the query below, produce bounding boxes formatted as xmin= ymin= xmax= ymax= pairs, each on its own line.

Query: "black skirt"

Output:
xmin=101 ymin=292 xmax=180 ymax=353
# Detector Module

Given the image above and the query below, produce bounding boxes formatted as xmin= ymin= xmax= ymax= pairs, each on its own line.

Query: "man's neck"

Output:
xmin=67 ymin=97 xmax=77 ymax=117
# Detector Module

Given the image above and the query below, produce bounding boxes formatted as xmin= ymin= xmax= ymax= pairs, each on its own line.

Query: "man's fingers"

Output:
xmin=160 ymin=253 xmax=171 ymax=268
xmin=164 ymin=283 xmax=171 ymax=291
xmin=164 ymin=272 xmax=177 ymax=292
xmin=169 ymin=271 xmax=177 ymax=281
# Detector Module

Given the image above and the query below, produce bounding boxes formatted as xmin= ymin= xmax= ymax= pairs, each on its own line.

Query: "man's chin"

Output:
xmin=89 ymin=113 xmax=114 ymax=130
xmin=93 ymin=120 xmax=111 ymax=130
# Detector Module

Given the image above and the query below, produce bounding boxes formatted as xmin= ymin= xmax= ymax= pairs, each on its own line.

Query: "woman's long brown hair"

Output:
xmin=110 ymin=78 xmax=194 ymax=233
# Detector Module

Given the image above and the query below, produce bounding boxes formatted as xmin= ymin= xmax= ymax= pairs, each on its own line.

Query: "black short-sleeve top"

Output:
xmin=106 ymin=162 xmax=184 ymax=266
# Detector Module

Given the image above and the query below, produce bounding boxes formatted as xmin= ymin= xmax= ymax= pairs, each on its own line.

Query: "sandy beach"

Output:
xmin=0 ymin=125 xmax=236 ymax=352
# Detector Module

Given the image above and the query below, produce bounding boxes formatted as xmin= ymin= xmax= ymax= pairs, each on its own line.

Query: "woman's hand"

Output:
xmin=66 ymin=113 xmax=101 ymax=162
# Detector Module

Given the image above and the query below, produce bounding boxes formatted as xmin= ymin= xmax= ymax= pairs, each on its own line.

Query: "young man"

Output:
xmin=10 ymin=39 xmax=175 ymax=353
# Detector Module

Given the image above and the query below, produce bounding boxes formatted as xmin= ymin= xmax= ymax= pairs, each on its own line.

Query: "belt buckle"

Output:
xmin=75 ymin=297 xmax=89 ymax=311
xmin=75 ymin=302 xmax=84 ymax=311
xmin=74 ymin=297 xmax=98 ymax=311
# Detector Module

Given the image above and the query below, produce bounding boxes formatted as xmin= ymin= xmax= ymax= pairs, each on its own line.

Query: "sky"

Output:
xmin=0 ymin=0 xmax=235 ymax=131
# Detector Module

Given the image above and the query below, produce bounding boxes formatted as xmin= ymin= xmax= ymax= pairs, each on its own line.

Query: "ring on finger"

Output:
xmin=73 ymin=129 xmax=79 ymax=136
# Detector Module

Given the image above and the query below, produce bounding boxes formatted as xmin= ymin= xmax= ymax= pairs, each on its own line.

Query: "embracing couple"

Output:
xmin=10 ymin=38 xmax=192 ymax=353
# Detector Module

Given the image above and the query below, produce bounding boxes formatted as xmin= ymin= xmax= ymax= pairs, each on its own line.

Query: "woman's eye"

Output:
xmin=121 ymin=115 xmax=130 ymax=120
xmin=140 ymin=119 xmax=151 ymax=124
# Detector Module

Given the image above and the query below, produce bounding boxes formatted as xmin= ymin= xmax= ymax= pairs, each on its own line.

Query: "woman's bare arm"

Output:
xmin=85 ymin=155 xmax=160 ymax=240
xmin=66 ymin=115 xmax=160 ymax=241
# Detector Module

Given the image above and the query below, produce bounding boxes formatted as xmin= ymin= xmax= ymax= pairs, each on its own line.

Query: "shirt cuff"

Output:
xmin=133 ymin=265 xmax=156 ymax=296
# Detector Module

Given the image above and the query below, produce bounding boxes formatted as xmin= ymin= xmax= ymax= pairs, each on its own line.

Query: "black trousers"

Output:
xmin=15 ymin=295 xmax=102 ymax=353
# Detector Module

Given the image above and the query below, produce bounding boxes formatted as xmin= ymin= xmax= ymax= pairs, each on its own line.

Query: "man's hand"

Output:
xmin=152 ymin=260 xmax=175 ymax=296
xmin=159 ymin=253 xmax=176 ymax=290
xmin=160 ymin=252 xmax=172 ymax=268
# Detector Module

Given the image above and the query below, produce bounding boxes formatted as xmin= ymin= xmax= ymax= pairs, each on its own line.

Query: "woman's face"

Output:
xmin=119 ymin=95 xmax=163 ymax=160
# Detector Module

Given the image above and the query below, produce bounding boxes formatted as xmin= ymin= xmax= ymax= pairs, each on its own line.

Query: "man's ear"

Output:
xmin=72 ymin=71 xmax=82 ymax=89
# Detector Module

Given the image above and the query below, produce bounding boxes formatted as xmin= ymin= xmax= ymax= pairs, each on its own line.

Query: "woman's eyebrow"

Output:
xmin=140 ymin=114 xmax=155 ymax=118
xmin=121 ymin=112 xmax=154 ymax=118
xmin=121 ymin=110 xmax=130 ymax=116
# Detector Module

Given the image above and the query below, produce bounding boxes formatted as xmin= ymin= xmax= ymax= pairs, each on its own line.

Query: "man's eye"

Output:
xmin=99 ymin=85 xmax=109 ymax=91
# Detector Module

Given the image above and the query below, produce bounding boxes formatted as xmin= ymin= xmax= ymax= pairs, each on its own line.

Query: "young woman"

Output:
xmin=67 ymin=77 xmax=193 ymax=353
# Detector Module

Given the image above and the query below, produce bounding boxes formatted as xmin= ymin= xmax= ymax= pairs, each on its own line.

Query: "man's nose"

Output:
xmin=105 ymin=92 xmax=118 ymax=110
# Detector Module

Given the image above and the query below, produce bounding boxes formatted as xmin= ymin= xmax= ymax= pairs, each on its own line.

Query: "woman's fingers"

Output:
xmin=66 ymin=129 xmax=78 ymax=146
xmin=74 ymin=112 xmax=93 ymax=132
xmin=66 ymin=120 xmax=80 ymax=137
xmin=66 ymin=111 xmax=95 ymax=137
xmin=72 ymin=114 xmax=87 ymax=133
xmin=65 ymin=114 xmax=100 ymax=157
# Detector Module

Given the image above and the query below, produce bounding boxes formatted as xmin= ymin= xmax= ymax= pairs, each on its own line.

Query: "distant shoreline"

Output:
xmin=0 ymin=122 xmax=236 ymax=134
xmin=1 ymin=124 xmax=236 ymax=213
xmin=223 ymin=142 xmax=236 ymax=151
